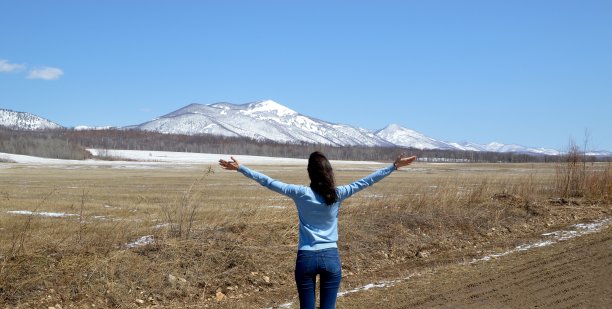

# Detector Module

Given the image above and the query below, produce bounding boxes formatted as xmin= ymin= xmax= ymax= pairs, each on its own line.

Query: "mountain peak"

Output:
xmin=377 ymin=124 xmax=421 ymax=136
xmin=242 ymin=100 xmax=298 ymax=117
xmin=375 ymin=123 xmax=455 ymax=150
xmin=382 ymin=123 xmax=403 ymax=131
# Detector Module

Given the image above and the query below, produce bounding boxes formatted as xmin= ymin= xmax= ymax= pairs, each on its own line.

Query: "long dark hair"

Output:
xmin=308 ymin=151 xmax=338 ymax=205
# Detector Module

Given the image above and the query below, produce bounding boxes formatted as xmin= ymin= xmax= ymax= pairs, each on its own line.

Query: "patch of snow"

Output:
xmin=337 ymin=280 xmax=403 ymax=297
xmin=7 ymin=210 xmax=78 ymax=218
xmin=265 ymin=205 xmax=287 ymax=209
xmin=125 ymin=235 xmax=155 ymax=248
xmin=73 ymin=125 xmax=114 ymax=130
xmin=153 ymin=223 xmax=170 ymax=229
xmin=87 ymin=149 xmax=383 ymax=166
xmin=471 ymin=218 xmax=610 ymax=264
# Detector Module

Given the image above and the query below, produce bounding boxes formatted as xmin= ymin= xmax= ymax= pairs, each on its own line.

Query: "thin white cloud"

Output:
xmin=0 ymin=59 xmax=25 ymax=72
xmin=27 ymin=66 xmax=64 ymax=80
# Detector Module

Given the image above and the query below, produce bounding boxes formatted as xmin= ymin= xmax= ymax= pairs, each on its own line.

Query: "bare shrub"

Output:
xmin=555 ymin=140 xmax=586 ymax=198
xmin=160 ymin=166 xmax=214 ymax=239
xmin=4 ymin=191 xmax=56 ymax=260
xmin=554 ymin=137 xmax=611 ymax=202
xmin=583 ymin=163 xmax=612 ymax=203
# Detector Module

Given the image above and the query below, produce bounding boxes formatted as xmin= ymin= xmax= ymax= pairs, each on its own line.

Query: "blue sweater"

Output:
xmin=238 ymin=164 xmax=396 ymax=251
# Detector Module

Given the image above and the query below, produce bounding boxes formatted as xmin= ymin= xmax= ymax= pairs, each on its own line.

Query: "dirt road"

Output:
xmin=337 ymin=225 xmax=611 ymax=308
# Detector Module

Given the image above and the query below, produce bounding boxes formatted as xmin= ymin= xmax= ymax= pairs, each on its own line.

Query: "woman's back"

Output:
xmin=236 ymin=163 xmax=397 ymax=251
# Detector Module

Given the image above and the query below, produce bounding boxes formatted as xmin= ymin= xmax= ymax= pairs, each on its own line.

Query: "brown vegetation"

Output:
xmin=0 ymin=160 xmax=610 ymax=308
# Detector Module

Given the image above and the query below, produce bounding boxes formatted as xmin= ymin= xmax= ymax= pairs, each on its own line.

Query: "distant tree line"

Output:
xmin=1 ymin=127 xmax=609 ymax=163
xmin=0 ymin=126 xmax=90 ymax=160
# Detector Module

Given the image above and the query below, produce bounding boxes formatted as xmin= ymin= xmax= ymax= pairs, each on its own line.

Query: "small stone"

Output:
xmin=416 ymin=251 xmax=429 ymax=258
xmin=135 ymin=299 xmax=145 ymax=304
xmin=168 ymin=274 xmax=188 ymax=286
xmin=216 ymin=291 xmax=226 ymax=302
xmin=263 ymin=276 xmax=270 ymax=284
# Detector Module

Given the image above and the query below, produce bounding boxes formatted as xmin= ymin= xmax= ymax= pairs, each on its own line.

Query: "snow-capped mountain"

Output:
xmin=134 ymin=100 xmax=569 ymax=155
xmin=0 ymin=108 xmax=63 ymax=131
xmin=449 ymin=141 xmax=561 ymax=155
xmin=375 ymin=124 xmax=456 ymax=150
xmin=586 ymin=150 xmax=612 ymax=157
xmin=376 ymin=124 xmax=561 ymax=155
xmin=135 ymin=100 xmax=393 ymax=147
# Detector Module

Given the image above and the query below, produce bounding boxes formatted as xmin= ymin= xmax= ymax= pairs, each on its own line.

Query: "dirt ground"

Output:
xmin=337 ymin=224 xmax=611 ymax=308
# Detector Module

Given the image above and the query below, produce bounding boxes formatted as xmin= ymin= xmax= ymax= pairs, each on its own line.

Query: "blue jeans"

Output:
xmin=294 ymin=248 xmax=342 ymax=309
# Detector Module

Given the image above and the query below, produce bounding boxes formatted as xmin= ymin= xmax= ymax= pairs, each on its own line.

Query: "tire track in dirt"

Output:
xmin=336 ymin=225 xmax=612 ymax=308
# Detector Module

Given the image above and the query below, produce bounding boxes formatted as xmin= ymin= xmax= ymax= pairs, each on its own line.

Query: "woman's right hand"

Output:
xmin=393 ymin=153 xmax=417 ymax=169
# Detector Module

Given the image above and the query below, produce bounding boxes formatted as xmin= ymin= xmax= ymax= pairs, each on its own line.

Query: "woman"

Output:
xmin=219 ymin=152 xmax=416 ymax=309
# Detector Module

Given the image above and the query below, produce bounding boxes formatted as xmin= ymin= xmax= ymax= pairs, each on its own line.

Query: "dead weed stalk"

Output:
xmin=160 ymin=165 xmax=214 ymax=239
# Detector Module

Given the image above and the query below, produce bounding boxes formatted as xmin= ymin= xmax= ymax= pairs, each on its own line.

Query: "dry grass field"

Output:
xmin=0 ymin=160 xmax=610 ymax=308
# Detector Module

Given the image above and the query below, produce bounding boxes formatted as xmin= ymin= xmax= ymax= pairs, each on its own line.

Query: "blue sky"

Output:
xmin=1 ymin=0 xmax=611 ymax=151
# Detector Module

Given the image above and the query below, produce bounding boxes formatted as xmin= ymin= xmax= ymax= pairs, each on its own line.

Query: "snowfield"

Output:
xmin=0 ymin=149 xmax=385 ymax=168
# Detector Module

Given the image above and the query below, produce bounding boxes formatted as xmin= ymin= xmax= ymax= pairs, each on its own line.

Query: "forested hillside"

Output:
xmin=0 ymin=127 xmax=590 ymax=163
xmin=0 ymin=127 xmax=90 ymax=160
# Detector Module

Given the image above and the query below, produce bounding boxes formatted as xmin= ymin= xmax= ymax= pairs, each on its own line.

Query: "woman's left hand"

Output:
xmin=219 ymin=156 xmax=241 ymax=171
xmin=394 ymin=153 xmax=417 ymax=169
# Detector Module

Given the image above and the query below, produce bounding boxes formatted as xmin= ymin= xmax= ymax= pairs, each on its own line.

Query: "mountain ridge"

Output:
xmin=3 ymin=101 xmax=609 ymax=156
xmin=0 ymin=108 xmax=63 ymax=131
xmin=134 ymin=100 xmax=567 ymax=155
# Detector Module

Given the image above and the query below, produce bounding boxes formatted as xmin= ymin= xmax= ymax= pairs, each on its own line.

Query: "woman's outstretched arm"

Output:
xmin=336 ymin=154 xmax=416 ymax=201
xmin=219 ymin=156 xmax=304 ymax=197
